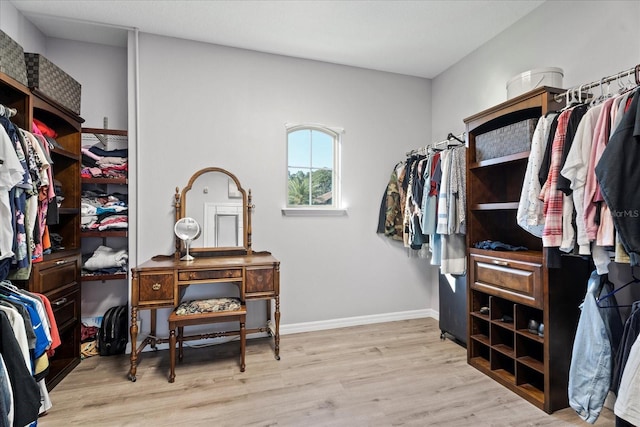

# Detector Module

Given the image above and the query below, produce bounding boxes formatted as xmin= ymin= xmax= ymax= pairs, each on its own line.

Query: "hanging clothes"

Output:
xmin=615 ymin=330 xmax=640 ymax=426
xmin=421 ymin=152 xmax=442 ymax=265
xmin=585 ymin=97 xmax=616 ymax=248
xmin=377 ymin=138 xmax=466 ymax=273
xmin=0 ymin=280 xmax=58 ymax=424
xmin=0 ymin=310 xmax=40 ymax=427
xmin=613 ymin=301 xmax=640 ymax=396
xmin=437 ymin=146 xmax=467 ymax=274
xmin=377 ymin=162 xmax=405 ymax=241
xmin=540 ymin=108 xmax=573 ymax=248
xmin=596 ymin=87 xmax=640 ymax=266
xmin=568 ymin=271 xmax=624 ymax=424
xmin=0 ymin=124 xmax=23 ymax=263
xmin=560 ymin=103 xmax=603 ymax=255
xmin=518 ymin=113 xmax=558 ymax=237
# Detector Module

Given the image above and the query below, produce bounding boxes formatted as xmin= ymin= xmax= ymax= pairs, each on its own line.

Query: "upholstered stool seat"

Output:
xmin=168 ymin=298 xmax=246 ymax=383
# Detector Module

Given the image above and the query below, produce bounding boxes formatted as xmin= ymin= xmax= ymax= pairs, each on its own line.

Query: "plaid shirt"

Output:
xmin=540 ymin=108 xmax=573 ymax=247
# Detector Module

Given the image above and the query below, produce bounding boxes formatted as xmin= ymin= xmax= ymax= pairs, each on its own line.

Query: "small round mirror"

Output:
xmin=174 ymin=217 xmax=201 ymax=261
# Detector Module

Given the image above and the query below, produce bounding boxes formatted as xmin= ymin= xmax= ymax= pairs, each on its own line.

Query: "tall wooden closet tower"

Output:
xmin=1 ymin=70 xmax=84 ymax=389
xmin=464 ymin=87 xmax=591 ymax=413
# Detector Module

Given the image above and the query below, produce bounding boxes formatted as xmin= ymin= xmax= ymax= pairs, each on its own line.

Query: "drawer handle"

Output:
xmin=56 ymin=260 xmax=67 ymax=265
xmin=53 ymin=297 xmax=68 ymax=306
xmin=492 ymin=260 xmax=509 ymax=267
xmin=152 ymin=283 xmax=162 ymax=291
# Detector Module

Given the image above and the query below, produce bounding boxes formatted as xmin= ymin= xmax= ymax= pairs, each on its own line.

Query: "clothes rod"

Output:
xmin=554 ymin=64 xmax=640 ymax=102
xmin=406 ymin=132 xmax=465 ymax=157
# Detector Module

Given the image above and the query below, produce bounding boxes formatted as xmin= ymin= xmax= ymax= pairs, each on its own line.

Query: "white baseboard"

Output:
xmin=125 ymin=309 xmax=439 ymax=354
xmin=280 ymin=308 xmax=438 ymax=335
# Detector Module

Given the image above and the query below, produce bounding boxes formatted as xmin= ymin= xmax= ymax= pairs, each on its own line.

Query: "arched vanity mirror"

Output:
xmin=174 ymin=167 xmax=252 ymax=258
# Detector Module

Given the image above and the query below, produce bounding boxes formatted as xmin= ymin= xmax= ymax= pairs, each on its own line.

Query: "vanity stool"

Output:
xmin=167 ymin=298 xmax=247 ymax=383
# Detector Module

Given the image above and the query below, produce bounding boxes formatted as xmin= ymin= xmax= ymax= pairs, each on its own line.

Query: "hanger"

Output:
xmin=590 ymin=78 xmax=604 ymax=107
xmin=577 ymin=84 xmax=584 ymax=104
xmin=625 ymin=68 xmax=638 ymax=91
xmin=447 ymin=133 xmax=464 ymax=144
xmin=596 ymin=266 xmax=640 ymax=308
xmin=563 ymin=86 xmax=581 ymax=110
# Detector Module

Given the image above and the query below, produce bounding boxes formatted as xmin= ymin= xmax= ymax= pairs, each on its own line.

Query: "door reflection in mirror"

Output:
xmin=204 ymin=203 xmax=243 ymax=247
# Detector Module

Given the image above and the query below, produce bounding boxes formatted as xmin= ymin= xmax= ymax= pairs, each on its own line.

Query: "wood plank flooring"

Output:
xmin=39 ymin=318 xmax=614 ymax=426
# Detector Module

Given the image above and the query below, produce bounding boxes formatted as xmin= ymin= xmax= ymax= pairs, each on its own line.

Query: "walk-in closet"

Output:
xmin=1 ymin=1 xmax=639 ymax=425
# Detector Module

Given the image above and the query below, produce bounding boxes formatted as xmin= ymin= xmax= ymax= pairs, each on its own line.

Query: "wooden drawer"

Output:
xmin=48 ymin=285 xmax=80 ymax=332
xmin=30 ymin=254 xmax=81 ymax=294
xmin=470 ymin=253 xmax=543 ymax=309
xmin=178 ymin=268 xmax=242 ymax=282
xmin=137 ymin=272 xmax=174 ymax=305
xmin=246 ymin=267 xmax=275 ymax=295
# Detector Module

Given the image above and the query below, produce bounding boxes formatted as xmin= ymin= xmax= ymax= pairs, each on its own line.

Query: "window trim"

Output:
xmin=283 ymin=123 xmax=346 ymax=216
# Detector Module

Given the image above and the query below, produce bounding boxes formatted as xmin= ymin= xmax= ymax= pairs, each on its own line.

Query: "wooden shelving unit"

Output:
xmin=464 ymin=87 xmax=592 ymax=413
xmin=1 ymin=71 xmax=84 ymax=389
xmin=80 ymin=128 xmax=128 ymax=285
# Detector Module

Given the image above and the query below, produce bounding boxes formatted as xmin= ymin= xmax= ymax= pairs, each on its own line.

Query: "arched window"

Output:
xmin=286 ymin=125 xmax=342 ymax=210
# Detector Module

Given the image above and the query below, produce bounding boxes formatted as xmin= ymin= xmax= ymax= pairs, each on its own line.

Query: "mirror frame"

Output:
xmin=174 ymin=167 xmax=253 ymax=258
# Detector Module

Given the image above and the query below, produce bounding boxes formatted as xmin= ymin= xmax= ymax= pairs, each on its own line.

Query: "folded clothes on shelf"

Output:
xmin=473 ymin=240 xmax=528 ymax=251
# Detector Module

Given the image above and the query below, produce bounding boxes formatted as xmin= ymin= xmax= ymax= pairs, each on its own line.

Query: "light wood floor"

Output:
xmin=39 ymin=318 xmax=614 ymax=426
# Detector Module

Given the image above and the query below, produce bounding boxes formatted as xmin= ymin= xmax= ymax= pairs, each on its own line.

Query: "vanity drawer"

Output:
xmin=178 ymin=269 xmax=242 ymax=282
xmin=246 ymin=267 xmax=275 ymax=295
xmin=470 ymin=253 xmax=543 ymax=308
xmin=137 ymin=272 xmax=174 ymax=305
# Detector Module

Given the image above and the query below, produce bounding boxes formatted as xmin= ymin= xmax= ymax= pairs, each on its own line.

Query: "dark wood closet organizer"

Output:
xmin=464 ymin=87 xmax=591 ymax=413
xmin=1 ymin=71 xmax=84 ymax=390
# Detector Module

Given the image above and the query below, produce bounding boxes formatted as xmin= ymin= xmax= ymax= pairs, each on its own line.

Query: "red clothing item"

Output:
xmin=34 ymin=293 xmax=62 ymax=356
xmin=541 ymin=108 xmax=573 ymax=247
xmin=32 ymin=118 xmax=58 ymax=138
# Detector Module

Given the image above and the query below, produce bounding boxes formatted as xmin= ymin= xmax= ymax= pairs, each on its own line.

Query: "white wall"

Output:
xmin=0 ymin=0 xmax=45 ymax=53
xmin=46 ymin=38 xmax=127 ymax=129
xmin=135 ymin=34 xmax=437 ymax=330
xmin=432 ymin=0 xmax=640 ymax=138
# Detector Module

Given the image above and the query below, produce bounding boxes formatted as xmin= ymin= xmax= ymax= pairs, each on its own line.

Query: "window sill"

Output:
xmin=281 ymin=208 xmax=348 ymax=217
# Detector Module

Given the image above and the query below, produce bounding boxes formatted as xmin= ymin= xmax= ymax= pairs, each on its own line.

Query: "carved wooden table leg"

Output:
xmin=274 ymin=295 xmax=280 ymax=360
xmin=128 ymin=306 xmax=139 ymax=381
xmin=266 ymin=299 xmax=272 ymax=336
xmin=150 ymin=309 xmax=158 ymax=350
xmin=240 ymin=319 xmax=246 ymax=372
xmin=168 ymin=327 xmax=176 ymax=383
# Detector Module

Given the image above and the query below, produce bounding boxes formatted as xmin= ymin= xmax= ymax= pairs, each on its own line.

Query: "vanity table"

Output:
xmin=128 ymin=168 xmax=280 ymax=382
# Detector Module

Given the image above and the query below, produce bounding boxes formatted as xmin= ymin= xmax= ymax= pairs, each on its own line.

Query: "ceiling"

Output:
xmin=10 ymin=0 xmax=545 ymax=79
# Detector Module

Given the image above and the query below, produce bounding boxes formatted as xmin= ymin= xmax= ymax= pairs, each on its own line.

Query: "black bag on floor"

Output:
xmin=98 ymin=305 xmax=128 ymax=356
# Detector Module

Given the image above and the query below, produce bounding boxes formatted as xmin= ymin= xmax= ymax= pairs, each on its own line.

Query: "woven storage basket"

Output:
xmin=24 ymin=53 xmax=81 ymax=114
xmin=475 ymin=118 xmax=538 ymax=162
xmin=0 ymin=30 xmax=28 ymax=86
